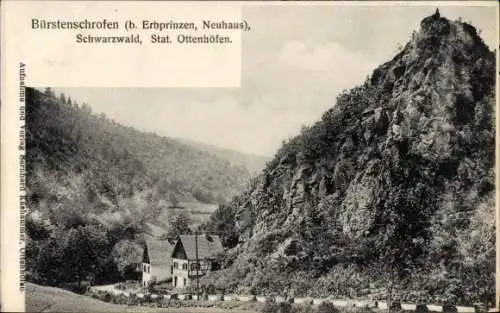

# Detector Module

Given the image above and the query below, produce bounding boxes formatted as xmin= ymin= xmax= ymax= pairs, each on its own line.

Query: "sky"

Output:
xmin=57 ymin=4 xmax=497 ymax=157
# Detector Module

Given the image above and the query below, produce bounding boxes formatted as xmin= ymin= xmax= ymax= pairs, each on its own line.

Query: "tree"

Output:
xmin=44 ymin=87 xmax=55 ymax=98
xmin=59 ymin=93 xmax=67 ymax=105
xmin=111 ymin=239 xmax=143 ymax=280
xmin=204 ymin=204 xmax=238 ymax=248
xmin=165 ymin=212 xmax=192 ymax=240
xmin=63 ymin=224 xmax=109 ymax=288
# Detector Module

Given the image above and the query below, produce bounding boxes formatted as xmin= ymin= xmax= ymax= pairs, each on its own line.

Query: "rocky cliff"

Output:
xmin=202 ymin=11 xmax=496 ymax=305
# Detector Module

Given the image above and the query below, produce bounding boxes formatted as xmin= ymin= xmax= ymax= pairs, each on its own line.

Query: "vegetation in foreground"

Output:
xmin=26 ymin=282 xmax=259 ymax=313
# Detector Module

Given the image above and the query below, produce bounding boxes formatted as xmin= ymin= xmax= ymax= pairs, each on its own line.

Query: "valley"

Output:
xmin=23 ymin=9 xmax=497 ymax=312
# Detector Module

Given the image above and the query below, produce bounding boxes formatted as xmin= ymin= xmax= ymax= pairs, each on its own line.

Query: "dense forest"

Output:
xmin=201 ymin=12 xmax=496 ymax=306
xmin=25 ymin=87 xmax=252 ymax=290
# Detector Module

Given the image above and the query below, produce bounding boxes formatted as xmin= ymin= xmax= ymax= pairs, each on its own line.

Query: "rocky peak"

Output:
xmin=203 ymin=12 xmax=496 ymax=301
xmin=420 ymin=8 xmax=450 ymax=35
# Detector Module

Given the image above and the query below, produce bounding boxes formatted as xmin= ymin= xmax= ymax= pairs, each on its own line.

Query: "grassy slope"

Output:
xmin=26 ymin=283 xmax=259 ymax=313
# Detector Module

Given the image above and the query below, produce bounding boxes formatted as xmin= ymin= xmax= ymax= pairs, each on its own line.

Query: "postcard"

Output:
xmin=1 ymin=1 xmax=499 ymax=312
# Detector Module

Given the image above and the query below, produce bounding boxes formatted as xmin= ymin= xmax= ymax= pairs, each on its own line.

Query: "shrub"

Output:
xmin=442 ymin=304 xmax=457 ymax=313
xmin=127 ymin=295 xmax=139 ymax=306
xmin=294 ymin=303 xmax=315 ymax=313
xmin=262 ymin=302 xmax=280 ymax=313
xmin=277 ymin=302 xmax=293 ymax=313
xmin=260 ymin=302 xmax=295 ymax=313
xmin=389 ymin=300 xmax=402 ymax=312
xmin=415 ymin=304 xmax=429 ymax=313
xmin=351 ymin=308 xmax=374 ymax=313
xmin=60 ymin=281 xmax=91 ymax=294
xmin=317 ymin=301 xmax=339 ymax=313
xmin=100 ymin=292 xmax=112 ymax=302
xmin=111 ymin=294 xmax=128 ymax=305
xmin=148 ymin=275 xmax=158 ymax=293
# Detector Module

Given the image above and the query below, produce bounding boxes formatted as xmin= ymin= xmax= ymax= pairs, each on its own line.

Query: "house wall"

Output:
xmin=153 ymin=264 xmax=171 ymax=282
xmin=141 ymin=262 xmax=152 ymax=287
xmin=171 ymin=258 xmax=216 ymax=289
xmin=142 ymin=263 xmax=171 ymax=287
xmin=172 ymin=258 xmax=190 ymax=289
xmin=187 ymin=259 xmax=212 ymax=276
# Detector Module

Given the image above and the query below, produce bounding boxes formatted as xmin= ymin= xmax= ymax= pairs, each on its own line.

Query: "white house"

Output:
xmin=171 ymin=234 xmax=224 ymax=289
xmin=141 ymin=236 xmax=174 ymax=287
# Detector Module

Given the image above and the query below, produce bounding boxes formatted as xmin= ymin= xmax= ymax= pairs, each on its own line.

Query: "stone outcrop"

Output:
xmin=203 ymin=12 xmax=496 ymax=302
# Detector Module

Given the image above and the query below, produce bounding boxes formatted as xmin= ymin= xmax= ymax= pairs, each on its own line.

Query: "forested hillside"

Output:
xmin=25 ymin=87 xmax=251 ymax=289
xmin=26 ymin=87 xmax=251 ymax=215
xmin=202 ymin=12 xmax=496 ymax=305
xmin=174 ymin=138 xmax=271 ymax=175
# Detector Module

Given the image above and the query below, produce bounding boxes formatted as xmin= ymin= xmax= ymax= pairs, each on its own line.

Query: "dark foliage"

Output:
xmin=26 ymin=216 xmax=133 ymax=288
xmin=317 ymin=301 xmax=340 ymax=313
xmin=201 ymin=204 xmax=239 ymax=248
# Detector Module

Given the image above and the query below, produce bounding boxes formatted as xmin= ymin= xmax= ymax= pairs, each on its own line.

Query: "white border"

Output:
xmin=1 ymin=1 xmax=499 ymax=312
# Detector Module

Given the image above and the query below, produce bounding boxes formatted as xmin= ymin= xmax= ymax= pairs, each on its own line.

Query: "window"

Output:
xmin=143 ymin=264 xmax=146 ymax=272
xmin=147 ymin=266 xmax=150 ymax=273
xmin=182 ymin=263 xmax=187 ymax=270
xmin=174 ymin=276 xmax=177 ymax=287
xmin=183 ymin=278 xmax=186 ymax=286
xmin=173 ymin=262 xmax=178 ymax=269
xmin=211 ymin=261 xmax=220 ymax=271
xmin=191 ymin=262 xmax=200 ymax=271
xmin=171 ymin=265 xmax=173 ymax=274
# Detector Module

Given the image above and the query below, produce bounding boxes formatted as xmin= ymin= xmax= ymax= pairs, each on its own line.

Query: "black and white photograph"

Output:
xmin=2 ymin=2 xmax=498 ymax=313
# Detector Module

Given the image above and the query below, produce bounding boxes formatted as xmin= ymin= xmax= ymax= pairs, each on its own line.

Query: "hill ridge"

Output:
xmin=173 ymin=137 xmax=271 ymax=175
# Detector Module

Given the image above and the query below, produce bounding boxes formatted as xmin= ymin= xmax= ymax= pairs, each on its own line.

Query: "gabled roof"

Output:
xmin=143 ymin=235 xmax=173 ymax=267
xmin=173 ymin=234 xmax=224 ymax=260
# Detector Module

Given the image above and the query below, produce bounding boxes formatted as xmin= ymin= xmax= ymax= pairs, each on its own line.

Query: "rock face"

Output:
xmin=203 ymin=13 xmax=496 ymax=303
